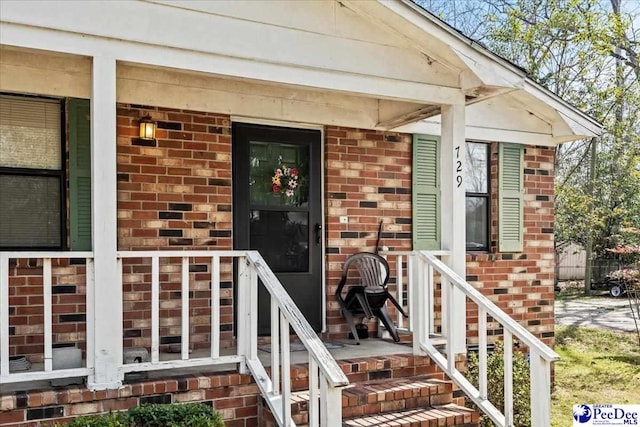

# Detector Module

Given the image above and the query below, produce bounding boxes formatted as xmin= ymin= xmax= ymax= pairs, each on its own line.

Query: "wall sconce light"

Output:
xmin=139 ymin=115 xmax=156 ymax=140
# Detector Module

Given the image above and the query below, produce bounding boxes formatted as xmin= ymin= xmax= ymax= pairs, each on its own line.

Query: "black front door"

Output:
xmin=233 ymin=123 xmax=323 ymax=333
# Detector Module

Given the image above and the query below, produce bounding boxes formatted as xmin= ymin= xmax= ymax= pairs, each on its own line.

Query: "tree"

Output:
xmin=418 ymin=0 xmax=640 ymax=290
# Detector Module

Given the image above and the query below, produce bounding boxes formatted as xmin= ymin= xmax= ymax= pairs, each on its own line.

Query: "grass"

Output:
xmin=551 ymin=325 xmax=640 ymax=426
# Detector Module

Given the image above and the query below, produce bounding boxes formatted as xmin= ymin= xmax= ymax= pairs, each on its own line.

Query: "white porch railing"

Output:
xmin=383 ymin=250 xmax=560 ymax=427
xmin=0 ymin=252 xmax=95 ymax=384
xmin=0 ymin=250 xmax=348 ymax=427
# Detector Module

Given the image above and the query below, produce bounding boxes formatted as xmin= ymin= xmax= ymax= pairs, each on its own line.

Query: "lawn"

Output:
xmin=551 ymin=325 xmax=640 ymax=426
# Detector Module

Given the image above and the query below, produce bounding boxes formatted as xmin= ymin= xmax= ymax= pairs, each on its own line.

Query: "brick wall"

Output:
xmin=0 ymin=371 xmax=259 ymax=427
xmin=7 ymin=259 xmax=88 ymax=361
xmin=323 ymin=131 xmax=555 ymax=346
xmin=324 ymin=126 xmax=413 ymax=339
xmin=466 ymin=145 xmax=556 ymax=346
xmin=6 ymin=107 xmax=555 ymax=359
xmin=116 ymin=105 xmax=234 ymax=350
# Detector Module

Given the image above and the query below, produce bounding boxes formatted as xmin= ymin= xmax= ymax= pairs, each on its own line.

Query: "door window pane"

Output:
xmin=249 ymin=210 xmax=309 ymax=272
xmin=249 ymin=141 xmax=309 ymax=207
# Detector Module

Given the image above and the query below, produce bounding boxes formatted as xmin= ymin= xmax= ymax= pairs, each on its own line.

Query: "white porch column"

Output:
xmin=87 ymin=55 xmax=122 ymax=390
xmin=440 ymin=102 xmax=467 ymax=354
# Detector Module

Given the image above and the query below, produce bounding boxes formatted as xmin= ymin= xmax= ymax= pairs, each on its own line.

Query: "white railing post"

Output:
xmin=320 ymin=376 xmax=342 ymax=427
xmin=407 ymin=255 xmax=414 ymax=332
xmin=478 ymin=307 xmax=488 ymax=400
xmin=151 ymin=257 xmax=160 ymax=364
xmin=270 ymin=297 xmax=280 ymax=396
xmin=211 ymin=256 xmax=220 ymax=359
xmin=308 ymin=358 xmax=320 ymax=427
xmin=503 ymin=330 xmax=514 ymax=426
xmin=248 ymin=260 xmax=258 ymax=360
xmin=237 ymin=257 xmax=249 ymax=374
xmin=43 ymin=258 xmax=53 ymax=372
xmin=0 ymin=255 xmax=9 ymax=380
xmin=412 ymin=254 xmax=424 ymax=355
xmin=88 ymin=54 xmax=122 ymax=390
xmin=85 ymin=258 xmax=95 ymax=371
xmin=444 ymin=278 xmax=455 ymax=372
xmin=530 ymin=349 xmax=551 ymax=427
xmin=426 ymin=262 xmax=434 ymax=336
xmin=395 ymin=255 xmax=404 ymax=329
xmin=181 ymin=257 xmax=190 ymax=360
xmin=280 ymin=312 xmax=291 ymax=427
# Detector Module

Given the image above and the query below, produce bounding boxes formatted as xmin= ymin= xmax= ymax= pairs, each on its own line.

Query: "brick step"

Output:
xmin=289 ymin=376 xmax=460 ymax=425
xmin=342 ymin=404 xmax=478 ymax=427
xmin=288 ymin=353 xmax=447 ymax=392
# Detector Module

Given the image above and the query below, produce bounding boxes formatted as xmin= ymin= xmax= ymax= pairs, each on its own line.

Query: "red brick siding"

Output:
xmin=116 ymin=105 xmax=234 ymax=350
xmin=7 ymin=99 xmax=89 ymax=359
xmin=6 ymin=103 xmax=556 ymax=359
xmin=466 ymin=145 xmax=556 ymax=346
xmin=324 ymin=127 xmax=413 ymax=339
xmin=0 ymin=371 xmax=259 ymax=427
xmin=7 ymin=259 xmax=88 ymax=360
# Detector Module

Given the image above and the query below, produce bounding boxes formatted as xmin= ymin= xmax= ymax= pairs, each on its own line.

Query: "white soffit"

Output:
xmin=371 ymin=0 xmax=602 ymax=139
xmin=396 ymin=90 xmax=596 ymax=146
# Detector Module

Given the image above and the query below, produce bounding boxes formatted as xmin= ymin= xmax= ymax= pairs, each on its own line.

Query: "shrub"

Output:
xmin=62 ymin=412 xmax=126 ymax=427
xmin=465 ymin=340 xmax=531 ymax=427
xmin=127 ymin=403 xmax=224 ymax=427
xmin=60 ymin=403 xmax=224 ymax=427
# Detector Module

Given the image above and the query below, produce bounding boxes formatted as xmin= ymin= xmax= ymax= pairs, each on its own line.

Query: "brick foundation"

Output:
xmin=0 ymin=371 xmax=259 ymax=427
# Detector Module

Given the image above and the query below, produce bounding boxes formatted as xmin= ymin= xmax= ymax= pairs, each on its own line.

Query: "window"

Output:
xmin=0 ymin=95 xmax=64 ymax=249
xmin=465 ymin=142 xmax=490 ymax=251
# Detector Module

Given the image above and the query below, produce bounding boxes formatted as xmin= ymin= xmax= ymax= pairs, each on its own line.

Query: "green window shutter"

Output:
xmin=498 ymin=143 xmax=524 ymax=252
xmin=68 ymin=98 xmax=92 ymax=251
xmin=412 ymin=134 xmax=440 ymax=250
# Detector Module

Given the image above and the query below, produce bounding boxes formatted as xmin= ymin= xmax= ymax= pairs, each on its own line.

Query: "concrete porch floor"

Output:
xmin=0 ymin=338 xmax=418 ymax=394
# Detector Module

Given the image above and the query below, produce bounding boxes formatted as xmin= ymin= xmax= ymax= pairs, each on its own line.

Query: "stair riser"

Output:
xmin=291 ymin=379 xmax=454 ymax=424
xmin=288 ymin=353 xmax=442 ymax=391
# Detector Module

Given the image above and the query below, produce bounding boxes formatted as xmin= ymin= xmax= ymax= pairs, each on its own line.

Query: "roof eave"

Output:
xmin=394 ymin=0 xmax=603 ymax=137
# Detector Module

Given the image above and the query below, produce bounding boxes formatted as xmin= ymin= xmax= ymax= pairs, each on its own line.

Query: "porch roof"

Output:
xmin=0 ymin=0 xmax=602 ymax=145
xmin=346 ymin=0 xmax=603 ymax=145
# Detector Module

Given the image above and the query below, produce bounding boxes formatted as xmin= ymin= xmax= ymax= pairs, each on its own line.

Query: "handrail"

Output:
xmin=382 ymin=249 xmax=560 ymax=427
xmin=418 ymin=251 xmax=560 ymax=362
xmin=246 ymin=251 xmax=348 ymax=387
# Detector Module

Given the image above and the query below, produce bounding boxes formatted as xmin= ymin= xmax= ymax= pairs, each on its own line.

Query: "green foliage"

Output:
xmin=59 ymin=403 xmax=224 ymax=427
xmin=126 ymin=403 xmax=223 ymax=427
xmin=62 ymin=412 xmax=126 ymax=427
xmin=552 ymin=326 xmax=640 ymax=426
xmin=420 ymin=0 xmax=640 ymax=260
xmin=466 ymin=341 xmax=531 ymax=427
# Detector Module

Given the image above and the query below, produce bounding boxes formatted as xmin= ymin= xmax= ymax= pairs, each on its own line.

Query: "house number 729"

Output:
xmin=454 ymin=146 xmax=463 ymax=188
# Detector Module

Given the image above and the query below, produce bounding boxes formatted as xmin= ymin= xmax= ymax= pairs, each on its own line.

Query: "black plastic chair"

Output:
xmin=335 ymin=252 xmax=408 ymax=344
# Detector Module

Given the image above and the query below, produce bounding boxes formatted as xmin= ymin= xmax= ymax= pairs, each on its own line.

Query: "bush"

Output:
xmin=465 ymin=340 xmax=531 ymax=427
xmin=61 ymin=403 xmax=224 ymax=427
xmin=127 ymin=403 xmax=223 ymax=427
xmin=62 ymin=412 xmax=126 ymax=427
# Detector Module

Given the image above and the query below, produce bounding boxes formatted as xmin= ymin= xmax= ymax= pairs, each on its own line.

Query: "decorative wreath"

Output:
xmin=272 ymin=162 xmax=299 ymax=198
